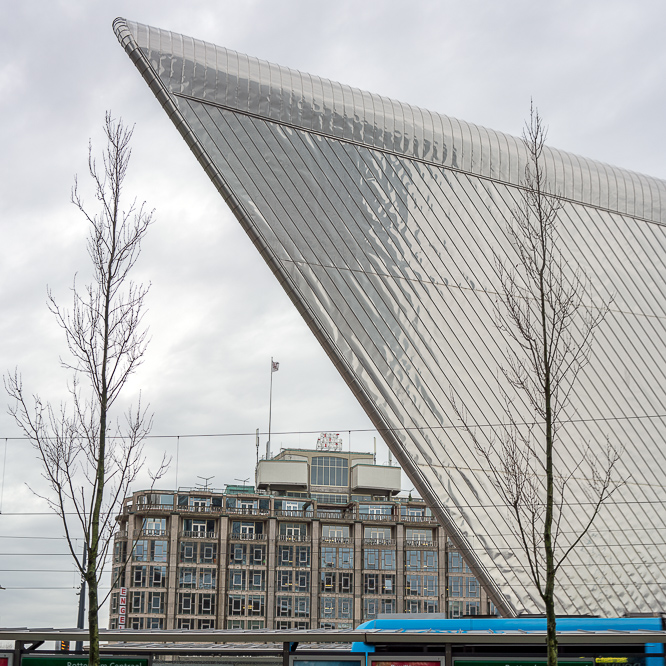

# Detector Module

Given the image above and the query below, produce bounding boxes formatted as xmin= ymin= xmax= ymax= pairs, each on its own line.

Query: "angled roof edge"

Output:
xmin=113 ymin=16 xmax=517 ymax=616
xmin=114 ymin=17 xmax=666 ymax=225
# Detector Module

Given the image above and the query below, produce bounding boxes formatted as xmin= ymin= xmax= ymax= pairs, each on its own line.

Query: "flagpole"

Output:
xmin=268 ymin=357 xmax=274 ymax=459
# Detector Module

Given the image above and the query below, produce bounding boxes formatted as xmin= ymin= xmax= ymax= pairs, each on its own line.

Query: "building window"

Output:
xmin=199 ymin=569 xmax=216 ymax=589
xmin=279 ymin=522 xmax=307 ymax=538
xmin=248 ymin=620 xmax=265 ymax=629
xmin=150 ymin=540 xmax=168 ymax=562
xmin=198 ymin=618 xmax=215 ymax=629
xmin=248 ymin=595 xmax=265 ymax=616
xmin=198 ymin=593 xmax=215 ymax=615
xmin=364 ymin=549 xmax=379 ymax=569
xmin=230 ymin=570 xmax=246 ymax=591
xmin=295 ymin=571 xmax=310 ymax=592
xmin=405 ymin=574 xmax=422 ymax=596
xmin=178 ymin=592 xmax=194 ymax=614
xmin=311 ymin=456 xmax=348 ymax=486
xmin=276 ymin=621 xmax=292 ymax=630
xmin=359 ymin=504 xmax=392 ymax=516
xmin=339 ymin=548 xmax=354 ymax=569
xmin=228 ymin=595 xmax=245 ymax=616
xmin=381 ymin=550 xmax=396 ymax=570
xmin=466 ymin=576 xmax=480 ymax=597
xmin=180 ymin=542 xmax=197 ymax=563
xmin=179 ymin=568 xmax=196 ymax=588
xmin=381 ymin=574 xmax=395 ymax=594
xmin=338 ymin=571 xmax=353 ymax=593
xmin=249 ymin=570 xmax=265 ymax=591
xmin=143 ymin=517 xmax=166 ymax=535
xmin=405 ymin=550 xmax=421 ymax=570
xmin=364 ymin=573 xmax=378 ymax=594
xmin=466 ymin=601 xmax=480 ymax=615
xmin=322 ymin=524 xmax=349 ymax=539
xmin=279 ymin=545 xmax=294 ymax=566
xmin=321 ymin=571 xmax=336 ymax=592
xmin=276 ymin=596 xmax=292 ymax=617
xmin=150 ymin=566 xmax=167 ymax=587
xmin=448 ymin=551 xmax=470 ymax=573
xmin=448 ymin=576 xmax=463 ymax=597
xmin=200 ymin=543 xmax=217 ymax=564
xmin=321 ymin=597 xmax=336 ymax=618
xmin=177 ymin=618 xmax=193 ymax=629
xmin=423 ymin=550 xmax=438 ymax=571
xmin=296 ymin=545 xmax=310 ymax=566
xmin=250 ymin=544 xmax=266 ymax=564
xmin=364 ymin=526 xmax=391 ymax=541
xmin=338 ymin=597 xmax=352 ymax=619
xmin=114 ymin=540 xmax=127 ymax=563
xmin=277 ymin=570 xmax=293 ymax=591
xmin=132 ymin=565 xmax=147 ymax=587
xmin=424 ymin=575 xmax=438 ymax=596
xmin=294 ymin=596 xmax=310 ymax=617
xmin=130 ymin=617 xmax=144 ymax=630
xmin=146 ymin=617 xmax=163 ymax=629
xmin=425 ymin=599 xmax=439 ymax=613
xmin=321 ymin=547 xmax=336 ymax=568
xmin=364 ymin=597 xmax=379 ymax=619
xmin=405 ymin=528 xmax=432 ymax=544
xmin=405 ymin=599 xmax=421 ymax=613
xmin=133 ymin=540 xmax=148 ymax=561
xmin=227 ymin=619 xmax=244 ymax=629
xmin=147 ymin=591 xmax=164 ymax=614
xmin=382 ymin=598 xmax=395 ymax=614
xmin=130 ymin=590 xmax=144 ymax=613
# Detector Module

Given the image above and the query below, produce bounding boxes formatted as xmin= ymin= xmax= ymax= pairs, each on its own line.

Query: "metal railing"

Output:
xmin=320 ymin=536 xmax=351 ymax=544
xmin=228 ymin=533 xmax=267 ymax=541
xmin=362 ymin=538 xmax=395 ymax=546
xmin=277 ymin=534 xmax=309 ymax=542
xmin=180 ymin=531 xmax=219 ymax=539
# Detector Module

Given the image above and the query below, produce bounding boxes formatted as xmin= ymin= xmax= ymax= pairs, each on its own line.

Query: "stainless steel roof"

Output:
xmin=114 ymin=17 xmax=666 ymax=618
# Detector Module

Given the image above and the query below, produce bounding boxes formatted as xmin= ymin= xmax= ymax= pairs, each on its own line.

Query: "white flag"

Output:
xmin=272 ymin=360 xmax=280 ymax=372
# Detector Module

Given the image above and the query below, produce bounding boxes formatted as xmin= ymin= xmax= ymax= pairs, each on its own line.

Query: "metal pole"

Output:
xmin=76 ymin=544 xmax=87 ymax=652
xmin=268 ymin=358 xmax=274 ymax=458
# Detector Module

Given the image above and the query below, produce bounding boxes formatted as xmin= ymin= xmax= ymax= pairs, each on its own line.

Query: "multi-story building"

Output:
xmin=109 ymin=435 xmax=495 ymax=630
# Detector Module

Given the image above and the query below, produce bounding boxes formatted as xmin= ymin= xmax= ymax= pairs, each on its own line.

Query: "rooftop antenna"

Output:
xmin=235 ymin=477 xmax=250 ymax=489
xmin=196 ymin=475 xmax=214 ymax=491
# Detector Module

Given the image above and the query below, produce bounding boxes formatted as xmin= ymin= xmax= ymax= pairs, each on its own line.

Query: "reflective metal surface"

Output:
xmin=114 ymin=18 xmax=666 ymax=617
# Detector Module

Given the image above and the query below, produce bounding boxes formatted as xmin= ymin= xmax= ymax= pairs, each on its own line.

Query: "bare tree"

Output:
xmin=453 ymin=104 xmax=621 ymax=666
xmin=5 ymin=113 xmax=165 ymax=666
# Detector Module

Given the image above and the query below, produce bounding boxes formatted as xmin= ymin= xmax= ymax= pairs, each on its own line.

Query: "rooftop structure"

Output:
xmin=114 ymin=18 xmax=666 ymax=617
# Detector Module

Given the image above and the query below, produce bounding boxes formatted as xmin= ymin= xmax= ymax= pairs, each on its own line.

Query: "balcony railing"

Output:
xmin=401 ymin=514 xmax=437 ymax=523
xmin=226 ymin=507 xmax=269 ymax=516
xmin=274 ymin=509 xmax=314 ymax=519
xmin=180 ymin=531 xmax=218 ymax=539
xmin=363 ymin=538 xmax=395 ymax=546
xmin=229 ymin=533 xmax=267 ymax=541
xmin=359 ymin=513 xmax=395 ymax=522
xmin=133 ymin=529 xmax=169 ymax=537
xmin=278 ymin=534 xmax=309 ymax=542
xmin=113 ymin=530 xmax=128 ymax=540
xmin=320 ymin=536 xmax=351 ymax=544
xmin=404 ymin=539 xmax=435 ymax=547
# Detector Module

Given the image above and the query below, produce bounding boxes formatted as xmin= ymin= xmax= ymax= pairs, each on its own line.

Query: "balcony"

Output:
xmin=362 ymin=538 xmax=396 ymax=546
xmin=404 ymin=539 xmax=435 ymax=547
xmin=133 ymin=529 xmax=169 ymax=538
xmin=228 ymin=533 xmax=267 ymax=541
xmin=278 ymin=534 xmax=309 ymax=542
xmin=275 ymin=509 xmax=314 ymax=519
xmin=401 ymin=514 xmax=437 ymax=523
xmin=226 ymin=507 xmax=269 ymax=516
xmin=359 ymin=513 xmax=395 ymax=522
xmin=179 ymin=531 xmax=218 ymax=539
xmin=320 ymin=536 xmax=351 ymax=544
xmin=124 ymin=503 xmax=175 ymax=514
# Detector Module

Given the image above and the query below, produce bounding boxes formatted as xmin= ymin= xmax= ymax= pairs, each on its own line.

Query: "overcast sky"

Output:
xmin=0 ymin=0 xmax=664 ymax=630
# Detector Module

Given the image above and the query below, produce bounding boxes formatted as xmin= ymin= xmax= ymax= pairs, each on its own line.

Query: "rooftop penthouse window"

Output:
xmin=311 ymin=456 xmax=348 ymax=486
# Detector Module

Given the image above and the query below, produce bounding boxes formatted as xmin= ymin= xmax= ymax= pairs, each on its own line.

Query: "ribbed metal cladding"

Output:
xmin=114 ymin=18 xmax=666 ymax=617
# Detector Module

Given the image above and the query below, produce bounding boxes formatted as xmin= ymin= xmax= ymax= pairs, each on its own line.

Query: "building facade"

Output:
xmin=109 ymin=440 xmax=494 ymax=630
